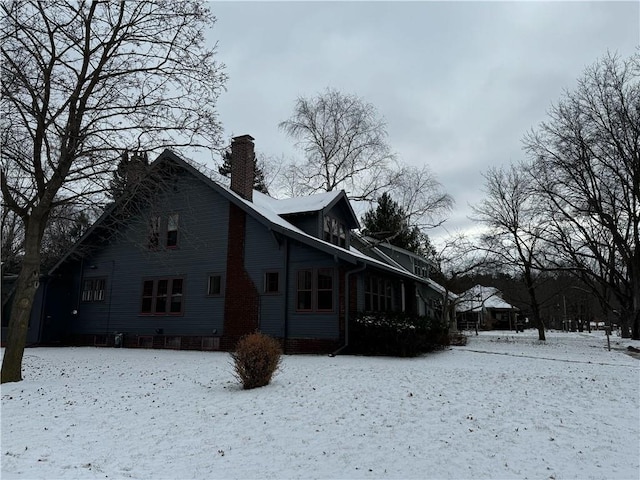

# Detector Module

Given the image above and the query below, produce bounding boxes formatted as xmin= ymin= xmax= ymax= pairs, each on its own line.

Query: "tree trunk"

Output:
xmin=533 ymin=303 xmax=546 ymax=341
xmin=1 ymin=216 xmax=45 ymax=384
xmin=632 ymin=261 xmax=640 ymax=340
xmin=524 ymin=269 xmax=545 ymax=341
xmin=619 ymin=308 xmax=631 ymax=339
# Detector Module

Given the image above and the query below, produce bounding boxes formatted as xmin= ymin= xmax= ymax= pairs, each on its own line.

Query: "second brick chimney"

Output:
xmin=230 ymin=134 xmax=255 ymax=202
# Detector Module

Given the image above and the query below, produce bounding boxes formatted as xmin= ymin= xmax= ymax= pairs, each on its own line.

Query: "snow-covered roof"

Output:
xmin=425 ymin=278 xmax=458 ymax=300
xmin=151 ymin=153 xmax=415 ymax=282
xmin=253 ymin=190 xmax=342 ymax=215
xmin=51 ymin=149 xmax=443 ymax=293
xmin=458 ymin=285 xmax=518 ymax=312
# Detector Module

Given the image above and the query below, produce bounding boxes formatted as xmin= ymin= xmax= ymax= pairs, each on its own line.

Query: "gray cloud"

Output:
xmin=206 ymin=1 xmax=639 ymax=242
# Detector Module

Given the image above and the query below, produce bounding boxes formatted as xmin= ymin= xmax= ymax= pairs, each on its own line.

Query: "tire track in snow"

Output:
xmin=456 ymin=348 xmax=639 ymax=367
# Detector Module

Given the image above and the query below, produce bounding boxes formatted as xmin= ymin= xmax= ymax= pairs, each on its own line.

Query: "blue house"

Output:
xmin=2 ymin=135 xmax=449 ymax=353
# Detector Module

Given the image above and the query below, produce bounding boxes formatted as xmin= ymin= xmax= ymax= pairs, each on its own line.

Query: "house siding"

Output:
xmin=10 ymin=149 xmax=449 ymax=355
xmin=244 ymin=215 xmax=286 ymax=337
xmin=282 ymin=213 xmax=319 ymax=238
xmin=287 ymin=242 xmax=342 ymax=339
xmin=66 ymin=170 xmax=231 ymax=338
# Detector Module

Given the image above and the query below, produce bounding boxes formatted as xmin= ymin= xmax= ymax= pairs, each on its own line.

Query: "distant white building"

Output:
xmin=457 ymin=285 xmax=519 ymax=331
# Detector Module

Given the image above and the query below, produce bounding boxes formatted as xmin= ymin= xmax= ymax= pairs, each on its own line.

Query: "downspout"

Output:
xmin=330 ymin=261 xmax=366 ymax=357
xmin=105 ymin=260 xmax=115 ymax=337
xmin=283 ymin=237 xmax=289 ymax=352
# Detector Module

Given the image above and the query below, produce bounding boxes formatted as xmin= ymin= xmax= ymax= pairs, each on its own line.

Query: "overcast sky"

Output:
xmin=203 ymin=1 xmax=639 ymax=243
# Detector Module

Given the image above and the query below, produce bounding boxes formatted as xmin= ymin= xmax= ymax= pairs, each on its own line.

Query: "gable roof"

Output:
xmin=50 ymin=149 xmax=414 ymax=282
xmin=253 ymin=190 xmax=360 ymax=230
xmin=457 ymin=285 xmax=518 ymax=312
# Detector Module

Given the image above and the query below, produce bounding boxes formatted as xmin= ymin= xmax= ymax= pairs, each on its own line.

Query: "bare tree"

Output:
xmin=524 ymin=52 xmax=640 ymax=339
xmin=432 ymin=233 xmax=494 ymax=334
xmin=279 ymin=88 xmax=397 ymax=201
xmin=1 ymin=207 xmax=23 ymax=275
xmin=0 ymin=1 xmax=227 ymax=383
xmin=391 ymin=163 xmax=453 ymax=230
xmin=472 ymin=163 xmax=549 ymax=340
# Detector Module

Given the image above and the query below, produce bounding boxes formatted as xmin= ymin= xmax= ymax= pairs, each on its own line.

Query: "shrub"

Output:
xmin=349 ymin=312 xmax=449 ymax=357
xmin=449 ymin=332 xmax=468 ymax=346
xmin=231 ymin=332 xmax=282 ymax=389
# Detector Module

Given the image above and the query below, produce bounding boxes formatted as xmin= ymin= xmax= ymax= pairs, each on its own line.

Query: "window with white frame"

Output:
xmin=81 ymin=278 xmax=106 ymax=302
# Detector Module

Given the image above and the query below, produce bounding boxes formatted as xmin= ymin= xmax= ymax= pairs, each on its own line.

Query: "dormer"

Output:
xmin=252 ymin=190 xmax=359 ymax=249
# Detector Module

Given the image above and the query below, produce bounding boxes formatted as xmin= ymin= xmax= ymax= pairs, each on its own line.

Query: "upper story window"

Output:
xmin=323 ymin=215 xmax=347 ymax=248
xmin=147 ymin=213 xmax=180 ymax=250
xmin=167 ymin=213 xmax=179 ymax=248
xmin=148 ymin=216 xmax=161 ymax=250
xmin=413 ymin=261 xmax=429 ymax=278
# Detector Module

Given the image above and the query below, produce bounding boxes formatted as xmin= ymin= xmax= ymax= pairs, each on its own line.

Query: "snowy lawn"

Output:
xmin=1 ymin=330 xmax=639 ymax=480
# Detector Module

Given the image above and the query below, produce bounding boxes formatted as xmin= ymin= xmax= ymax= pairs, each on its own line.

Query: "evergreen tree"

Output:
xmin=219 ymin=150 xmax=269 ymax=194
xmin=362 ymin=193 xmax=428 ymax=254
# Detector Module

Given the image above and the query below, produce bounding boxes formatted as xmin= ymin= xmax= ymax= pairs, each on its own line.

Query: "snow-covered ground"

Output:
xmin=1 ymin=330 xmax=638 ymax=479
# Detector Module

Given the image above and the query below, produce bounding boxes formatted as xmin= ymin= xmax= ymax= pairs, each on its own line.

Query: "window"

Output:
xmin=82 ymin=278 xmax=106 ymax=302
xmin=170 ymin=279 xmax=183 ymax=313
xmin=207 ymin=274 xmax=223 ymax=296
xmin=317 ymin=269 xmax=333 ymax=311
xmin=148 ymin=214 xmax=180 ymax=250
xmin=141 ymin=277 xmax=185 ymax=315
xmin=148 ymin=216 xmax=160 ymax=250
xmin=414 ymin=262 xmax=429 ymax=278
xmin=296 ymin=268 xmax=334 ymax=312
xmin=264 ymin=272 xmax=280 ymax=294
xmin=141 ymin=280 xmax=154 ymax=312
xmin=167 ymin=213 xmax=179 ymax=248
xmin=338 ymin=224 xmax=347 ymax=248
xmin=323 ymin=215 xmax=348 ymax=248
xmin=365 ymin=276 xmax=393 ymax=312
xmin=297 ymin=270 xmax=313 ymax=310
xmin=156 ymin=279 xmax=168 ymax=313
xmin=323 ymin=216 xmax=332 ymax=243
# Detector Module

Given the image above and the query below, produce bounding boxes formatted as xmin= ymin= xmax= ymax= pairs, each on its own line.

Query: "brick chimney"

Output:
xmin=230 ymin=134 xmax=255 ymax=202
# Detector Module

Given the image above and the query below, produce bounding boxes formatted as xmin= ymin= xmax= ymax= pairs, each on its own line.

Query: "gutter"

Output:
xmin=330 ymin=262 xmax=367 ymax=357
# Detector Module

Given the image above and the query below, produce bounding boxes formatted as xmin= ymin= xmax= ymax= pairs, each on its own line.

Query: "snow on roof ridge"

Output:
xmin=253 ymin=189 xmax=342 ymax=215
